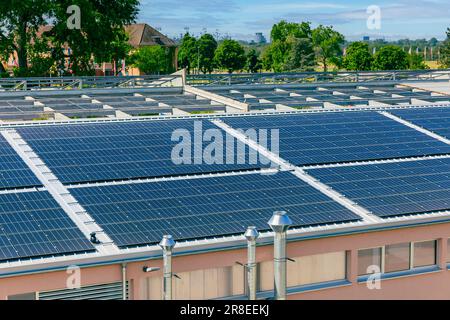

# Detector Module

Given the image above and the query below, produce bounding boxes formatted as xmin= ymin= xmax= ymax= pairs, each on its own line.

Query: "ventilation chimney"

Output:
xmin=268 ymin=211 xmax=292 ymax=300
xmin=159 ymin=235 xmax=176 ymax=300
xmin=244 ymin=226 xmax=259 ymax=300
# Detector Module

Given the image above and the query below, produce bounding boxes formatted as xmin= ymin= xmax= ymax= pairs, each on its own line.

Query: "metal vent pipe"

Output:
xmin=159 ymin=235 xmax=176 ymax=300
xmin=121 ymin=263 xmax=127 ymax=300
xmin=268 ymin=211 xmax=292 ymax=300
xmin=244 ymin=226 xmax=259 ymax=300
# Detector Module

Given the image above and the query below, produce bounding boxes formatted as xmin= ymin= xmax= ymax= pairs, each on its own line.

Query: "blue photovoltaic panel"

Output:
xmin=307 ymin=158 xmax=450 ymax=218
xmin=17 ymin=120 xmax=269 ymax=184
xmin=70 ymin=171 xmax=361 ymax=247
xmin=0 ymin=191 xmax=94 ymax=262
xmin=221 ymin=112 xmax=450 ymax=166
xmin=0 ymin=135 xmax=41 ymax=189
xmin=389 ymin=107 xmax=450 ymax=139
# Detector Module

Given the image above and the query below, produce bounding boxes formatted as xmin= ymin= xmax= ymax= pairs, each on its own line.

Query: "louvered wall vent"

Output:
xmin=38 ymin=282 xmax=129 ymax=300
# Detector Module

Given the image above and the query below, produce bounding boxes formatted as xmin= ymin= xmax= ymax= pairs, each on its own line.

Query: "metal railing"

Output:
xmin=0 ymin=74 xmax=182 ymax=91
xmin=186 ymin=69 xmax=450 ymax=86
xmin=1 ymin=69 xmax=448 ymax=91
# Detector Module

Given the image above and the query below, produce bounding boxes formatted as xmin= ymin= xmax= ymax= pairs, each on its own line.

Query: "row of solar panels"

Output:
xmin=0 ymin=83 xmax=449 ymax=121
xmin=1 ymin=106 xmax=450 ymax=262
xmin=0 ymin=90 xmax=226 ymax=120
xmin=205 ymin=84 xmax=450 ymax=110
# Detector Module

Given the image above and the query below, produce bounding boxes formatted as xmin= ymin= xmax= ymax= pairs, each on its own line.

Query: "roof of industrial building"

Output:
xmin=0 ymin=79 xmax=450 ymax=277
xmin=0 ymin=81 xmax=449 ymax=122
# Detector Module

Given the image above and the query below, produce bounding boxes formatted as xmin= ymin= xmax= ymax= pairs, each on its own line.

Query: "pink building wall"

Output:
xmin=2 ymin=222 xmax=450 ymax=300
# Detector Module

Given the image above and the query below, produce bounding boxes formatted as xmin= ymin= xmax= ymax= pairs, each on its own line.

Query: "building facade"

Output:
xmin=2 ymin=220 xmax=450 ymax=300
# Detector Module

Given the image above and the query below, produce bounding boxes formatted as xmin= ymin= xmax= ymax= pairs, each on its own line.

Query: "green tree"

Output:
xmin=178 ymin=33 xmax=197 ymax=74
xmin=372 ymin=45 xmax=409 ymax=70
xmin=48 ymin=0 xmax=139 ymax=75
xmin=284 ymin=36 xmax=316 ymax=71
xmin=246 ymin=49 xmax=262 ymax=73
xmin=408 ymin=53 xmax=428 ymax=70
xmin=95 ymin=29 xmax=132 ymax=76
xmin=439 ymin=28 xmax=450 ymax=68
xmin=429 ymin=37 xmax=439 ymax=47
xmin=0 ymin=62 xmax=9 ymax=78
xmin=261 ymin=40 xmax=289 ymax=72
xmin=312 ymin=25 xmax=345 ymax=72
xmin=263 ymin=20 xmax=314 ymax=72
xmin=343 ymin=42 xmax=373 ymax=71
xmin=26 ymin=36 xmax=58 ymax=77
xmin=214 ymin=39 xmax=246 ymax=74
xmin=271 ymin=20 xmax=312 ymax=42
xmin=0 ymin=0 xmax=52 ymax=73
xmin=197 ymin=34 xmax=218 ymax=74
xmin=129 ymin=46 xmax=169 ymax=74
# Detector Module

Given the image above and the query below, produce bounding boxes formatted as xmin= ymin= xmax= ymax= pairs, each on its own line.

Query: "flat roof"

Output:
xmin=0 ymin=90 xmax=449 ymax=276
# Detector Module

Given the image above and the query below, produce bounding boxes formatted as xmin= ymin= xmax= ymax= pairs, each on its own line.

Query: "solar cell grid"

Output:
xmin=0 ymin=191 xmax=94 ymax=261
xmin=0 ymin=135 xmax=42 ymax=189
xmin=417 ymin=96 xmax=450 ymax=103
xmin=389 ymin=107 xmax=450 ymax=139
xmin=221 ymin=112 xmax=450 ymax=166
xmin=223 ymin=112 xmax=450 ymax=165
xmin=306 ymin=158 xmax=450 ymax=218
xmin=71 ymin=171 xmax=361 ymax=247
xmin=94 ymin=96 xmax=147 ymax=103
xmin=0 ymin=100 xmax=34 ymax=107
xmin=17 ymin=120 xmax=269 ymax=184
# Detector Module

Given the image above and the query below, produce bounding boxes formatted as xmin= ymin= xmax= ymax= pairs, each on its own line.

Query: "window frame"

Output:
xmin=357 ymin=246 xmax=383 ymax=276
xmin=358 ymin=240 xmax=439 ymax=278
xmin=412 ymin=239 xmax=437 ymax=269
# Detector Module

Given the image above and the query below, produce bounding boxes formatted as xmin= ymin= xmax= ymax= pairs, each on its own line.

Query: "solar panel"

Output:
xmin=221 ymin=112 xmax=450 ymax=166
xmin=306 ymin=158 xmax=450 ymax=218
xmin=0 ymin=135 xmax=42 ymax=189
xmin=0 ymin=191 xmax=94 ymax=262
xmin=70 ymin=171 xmax=361 ymax=247
xmin=18 ymin=120 xmax=269 ymax=184
xmin=389 ymin=107 xmax=450 ymax=139
xmin=203 ymin=85 xmax=447 ymax=110
xmin=93 ymin=96 xmax=146 ymax=103
xmin=39 ymin=98 xmax=92 ymax=106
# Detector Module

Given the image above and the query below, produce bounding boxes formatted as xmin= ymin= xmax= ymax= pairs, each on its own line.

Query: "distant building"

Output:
xmin=255 ymin=32 xmax=267 ymax=44
xmin=123 ymin=23 xmax=178 ymax=76
xmin=363 ymin=36 xmax=370 ymax=41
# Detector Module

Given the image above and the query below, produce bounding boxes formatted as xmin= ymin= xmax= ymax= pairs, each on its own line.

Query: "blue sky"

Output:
xmin=139 ymin=0 xmax=450 ymax=41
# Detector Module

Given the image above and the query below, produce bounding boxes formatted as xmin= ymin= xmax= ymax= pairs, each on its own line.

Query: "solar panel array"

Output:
xmin=222 ymin=112 xmax=450 ymax=166
xmin=389 ymin=107 xmax=450 ymax=140
xmin=0 ymin=135 xmax=42 ymax=189
xmin=0 ymin=99 xmax=48 ymax=121
xmin=0 ymin=89 xmax=229 ymax=121
xmin=17 ymin=120 xmax=269 ymax=184
xmin=306 ymin=158 xmax=450 ymax=218
xmin=0 ymin=101 xmax=449 ymax=260
xmin=205 ymin=84 xmax=450 ymax=111
xmin=70 ymin=171 xmax=361 ymax=247
xmin=0 ymin=191 xmax=94 ymax=262
xmin=1 ymin=82 xmax=449 ymax=121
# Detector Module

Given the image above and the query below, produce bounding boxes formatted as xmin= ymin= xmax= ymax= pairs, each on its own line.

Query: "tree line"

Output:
xmin=0 ymin=0 xmax=139 ymax=77
xmin=176 ymin=21 xmax=450 ymax=75
xmin=1 ymin=2 xmax=449 ymax=78
xmin=176 ymin=33 xmax=260 ymax=74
